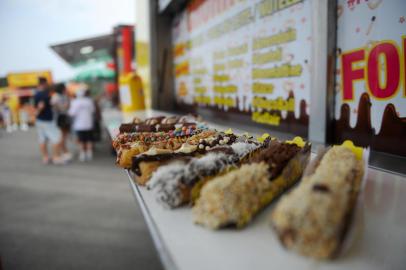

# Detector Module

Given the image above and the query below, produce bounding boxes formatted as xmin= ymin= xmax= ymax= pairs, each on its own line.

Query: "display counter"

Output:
xmin=102 ymin=109 xmax=406 ymax=270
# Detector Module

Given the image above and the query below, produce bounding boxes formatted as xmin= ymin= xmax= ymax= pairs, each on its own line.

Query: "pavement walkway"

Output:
xmin=0 ymin=129 xmax=163 ymax=270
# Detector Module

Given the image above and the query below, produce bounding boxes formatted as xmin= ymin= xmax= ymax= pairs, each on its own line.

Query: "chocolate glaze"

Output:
xmin=119 ymin=115 xmax=199 ymax=134
xmin=334 ymin=93 xmax=406 ymax=156
xmin=119 ymin=116 xmax=166 ymax=134
xmin=136 ymin=124 xmax=156 ymax=132
xmin=130 ymin=134 xmax=237 ymax=176
xmin=119 ymin=123 xmax=136 ymax=133
xmin=156 ymin=123 xmax=175 ymax=132
xmin=249 ymin=140 xmax=301 ymax=179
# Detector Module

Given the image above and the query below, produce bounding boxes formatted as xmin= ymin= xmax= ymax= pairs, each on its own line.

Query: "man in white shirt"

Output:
xmin=68 ymin=89 xmax=95 ymax=162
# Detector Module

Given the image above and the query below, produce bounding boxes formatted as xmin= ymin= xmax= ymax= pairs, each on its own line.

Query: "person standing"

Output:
xmin=18 ymin=103 xmax=29 ymax=131
xmin=51 ymin=83 xmax=72 ymax=161
xmin=34 ymin=77 xmax=64 ymax=164
xmin=0 ymin=96 xmax=13 ymax=133
xmin=68 ymin=88 xmax=95 ymax=162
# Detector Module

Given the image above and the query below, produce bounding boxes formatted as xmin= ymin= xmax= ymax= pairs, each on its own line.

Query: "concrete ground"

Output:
xmin=0 ymin=129 xmax=163 ymax=270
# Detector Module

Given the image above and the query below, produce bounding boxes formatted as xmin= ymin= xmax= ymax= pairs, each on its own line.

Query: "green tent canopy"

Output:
xmin=74 ymin=67 xmax=115 ymax=81
xmin=73 ymin=59 xmax=115 ymax=82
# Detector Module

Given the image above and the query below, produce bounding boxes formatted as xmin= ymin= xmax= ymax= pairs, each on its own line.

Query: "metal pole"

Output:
xmin=308 ymin=0 xmax=337 ymax=144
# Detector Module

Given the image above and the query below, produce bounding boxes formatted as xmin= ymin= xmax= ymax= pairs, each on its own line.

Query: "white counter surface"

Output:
xmin=103 ymin=109 xmax=406 ymax=270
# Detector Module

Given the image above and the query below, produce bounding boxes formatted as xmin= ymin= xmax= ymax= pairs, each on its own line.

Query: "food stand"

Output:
xmin=3 ymin=70 xmax=54 ymax=125
xmin=104 ymin=0 xmax=406 ymax=269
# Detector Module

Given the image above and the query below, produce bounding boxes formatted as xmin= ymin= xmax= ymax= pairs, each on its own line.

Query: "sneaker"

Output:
xmin=42 ymin=157 xmax=50 ymax=165
xmin=52 ymin=157 xmax=67 ymax=165
xmin=79 ymin=151 xmax=86 ymax=162
xmin=20 ymin=124 xmax=29 ymax=131
xmin=62 ymin=152 xmax=73 ymax=162
xmin=85 ymin=150 xmax=93 ymax=161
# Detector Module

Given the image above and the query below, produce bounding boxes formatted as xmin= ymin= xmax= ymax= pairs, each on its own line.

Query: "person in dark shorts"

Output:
xmin=68 ymin=88 xmax=95 ymax=162
xmin=76 ymin=130 xmax=93 ymax=144
xmin=51 ymin=83 xmax=72 ymax=161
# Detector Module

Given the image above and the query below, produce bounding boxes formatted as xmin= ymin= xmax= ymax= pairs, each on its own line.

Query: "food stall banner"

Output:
xmin=172 ymin=0 xmax=312 ymax=137
xmin=7 ymin=71 xmax=53 ymax=88
xmin=334 ymin=0 xmax=406 ymax=156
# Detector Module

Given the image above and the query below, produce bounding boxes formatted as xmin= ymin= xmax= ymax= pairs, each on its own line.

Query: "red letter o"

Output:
xmin=367 ymin=43 xmax=400 ymax=99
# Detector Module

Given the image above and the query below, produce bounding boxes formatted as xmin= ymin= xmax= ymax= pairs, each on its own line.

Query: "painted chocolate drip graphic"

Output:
xmin=285 ymin=92 xmax=308 ymax=137
xmin=373 ymin=104 xmax=406 ymax=155
xmin=335 ymin=93 xmax=406 ymax=156
xmin=292 ymin=99 xmax=309 ymax=137
xmin=335 ymin=93 xmax=375 ymax=147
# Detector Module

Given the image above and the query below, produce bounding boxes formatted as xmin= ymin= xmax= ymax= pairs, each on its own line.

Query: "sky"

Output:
xmin=0 ymin=0 xmax=135 ymax=81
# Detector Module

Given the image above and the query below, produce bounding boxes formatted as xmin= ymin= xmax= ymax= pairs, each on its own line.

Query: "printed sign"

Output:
xmin=172 ymin=0 xmax=312 ymax=136
xmin=7 ymin=71 xmax=53 ymax=88
xmin=334 ymin=0 xmax=406 ymax=156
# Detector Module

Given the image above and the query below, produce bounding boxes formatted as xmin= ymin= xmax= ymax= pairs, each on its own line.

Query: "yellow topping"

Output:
xmin=285 ymin=136 xmax=305 ymax=148
xmin=341 ymin=140 xmax=363 ymax=160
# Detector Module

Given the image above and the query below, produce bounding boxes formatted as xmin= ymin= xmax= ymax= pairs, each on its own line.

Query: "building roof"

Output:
xmin=50 ymin=34 xmax=115 ymax=67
